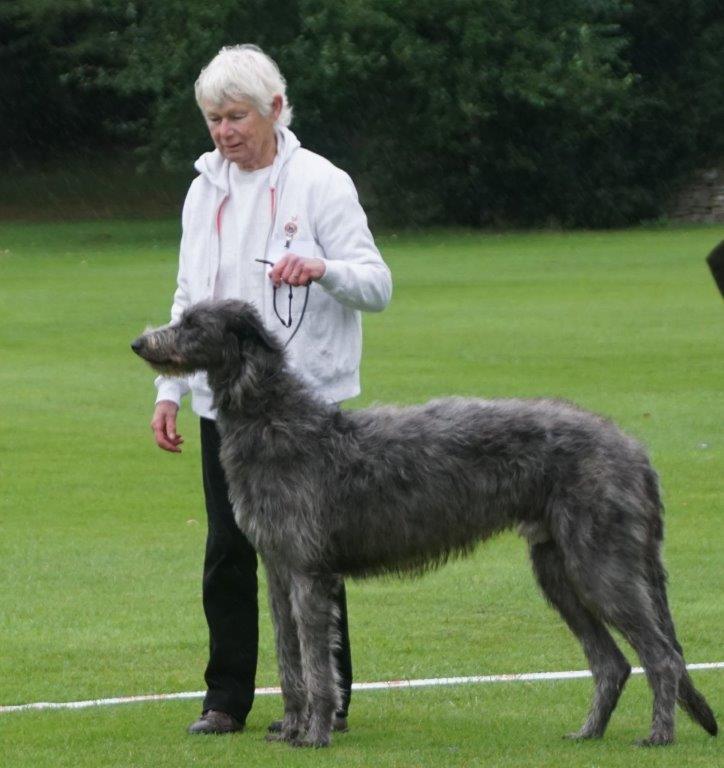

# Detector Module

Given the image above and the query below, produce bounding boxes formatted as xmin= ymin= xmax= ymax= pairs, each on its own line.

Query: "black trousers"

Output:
xmin=199 ymin=417 xmax=353 ymax=723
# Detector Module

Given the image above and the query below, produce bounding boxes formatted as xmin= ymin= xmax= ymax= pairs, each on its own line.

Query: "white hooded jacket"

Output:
xmin=155 ymin=126 xmax=392 ymax=416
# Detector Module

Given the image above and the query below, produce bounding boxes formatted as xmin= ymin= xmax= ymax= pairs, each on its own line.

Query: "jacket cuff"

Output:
xmin=316 ymin=258 xmax=391 ymax=313
xmin=316 ymin=259 xmax=342 ymax=291
xmin=154 ymin=375 xmax=190 ymax=406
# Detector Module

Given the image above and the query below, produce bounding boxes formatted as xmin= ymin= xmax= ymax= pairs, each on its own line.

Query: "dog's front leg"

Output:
xmin=289 ymin=573 xmax=341 ymax=748
xmin=264 ymin=563 xmax=308 ymax=742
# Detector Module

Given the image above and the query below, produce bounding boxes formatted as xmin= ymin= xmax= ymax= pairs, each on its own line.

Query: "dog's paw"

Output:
xmin=266 ymin=713 xmax=305 ymax=744
xmin=265 ymin=731 xmax=293 ymax=743
xmin=290 ymin=733 xmax=331 ymax=748
xmin=635 ymin=734 xmax=674 ymax=747
xmin=564 ymin=728 xmax=602 ymax=741
xmin=265 ymin=724 xmax=301 ymax=744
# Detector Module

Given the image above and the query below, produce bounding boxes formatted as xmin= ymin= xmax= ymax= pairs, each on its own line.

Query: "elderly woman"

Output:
xmin=149 ymin=45 xmax=392 ymax=735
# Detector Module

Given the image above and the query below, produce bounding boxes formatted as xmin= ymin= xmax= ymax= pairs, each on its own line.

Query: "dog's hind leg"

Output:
xmin=563 ymin=546 xmax=685 ymax=745
xmin=529 ymin=540 xmax=632 ymax=740
xmin=289 ymin=573 xmax=342 ymax=748
xmin=605 ymin=600 xmax=684 ymax=745
xmin=265 ymin=563 xmax=308 ymax=743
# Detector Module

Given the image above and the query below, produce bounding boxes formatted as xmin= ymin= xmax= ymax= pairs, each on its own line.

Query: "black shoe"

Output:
xmin=267 ymin=714 xmax=349 ymax=734
xmin=187 ymin=709 xmax=244 ymax=734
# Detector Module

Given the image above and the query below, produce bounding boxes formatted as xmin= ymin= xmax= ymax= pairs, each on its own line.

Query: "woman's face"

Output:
xmin=202 ymin=97 xmax=281 ymax=171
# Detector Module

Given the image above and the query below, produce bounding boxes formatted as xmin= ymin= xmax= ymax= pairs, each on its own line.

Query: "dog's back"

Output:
xmin=323 ymin=397 xmax=656 ymax=577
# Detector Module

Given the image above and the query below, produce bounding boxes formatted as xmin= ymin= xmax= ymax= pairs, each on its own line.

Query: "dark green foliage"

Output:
xmin=619 ymin=0 xmax=724 ymax=212
xmin=282 ymin=0 xmax=635 ymax=226
xmin=2 ymin=0 xmax=722 ymax=226
xmin=0 ymin=1 xmax=97 ymax=158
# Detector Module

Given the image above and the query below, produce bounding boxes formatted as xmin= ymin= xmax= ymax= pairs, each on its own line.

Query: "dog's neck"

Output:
xmin=207 ymin=350 xmax=329 ymax=429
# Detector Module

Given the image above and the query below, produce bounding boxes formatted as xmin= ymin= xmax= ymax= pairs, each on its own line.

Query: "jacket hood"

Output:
xmin=193 ymin=125 xmax=301 ymax=193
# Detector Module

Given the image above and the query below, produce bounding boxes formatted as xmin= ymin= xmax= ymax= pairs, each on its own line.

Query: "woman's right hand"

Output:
xmin=151 ymin=400 xmax=183 ymax=452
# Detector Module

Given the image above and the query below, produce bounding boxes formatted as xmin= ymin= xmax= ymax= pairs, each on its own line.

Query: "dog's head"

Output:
xmin=131 ymin=300 xmax=281 ymax=376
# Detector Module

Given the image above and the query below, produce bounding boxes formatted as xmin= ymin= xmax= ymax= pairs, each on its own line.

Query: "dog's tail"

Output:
xmin=678 ymin=670 xmax=719 ymax=736
xmin=649 ymin=535 xmax=718 ymax=734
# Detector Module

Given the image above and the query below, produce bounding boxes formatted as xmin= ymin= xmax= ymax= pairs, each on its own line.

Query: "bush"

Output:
xmin=3 ymin=0 xmax=722 ymax=227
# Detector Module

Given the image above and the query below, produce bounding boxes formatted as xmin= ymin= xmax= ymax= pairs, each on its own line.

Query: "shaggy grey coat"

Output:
xmin=132 ymin=300 xmax=718 ymax=748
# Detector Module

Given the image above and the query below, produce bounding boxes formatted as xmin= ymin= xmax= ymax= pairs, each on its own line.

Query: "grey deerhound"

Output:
xmin=132 ymin=299 xmax=717 ymax=748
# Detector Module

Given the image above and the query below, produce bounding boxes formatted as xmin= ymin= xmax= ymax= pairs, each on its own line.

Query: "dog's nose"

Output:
xmin=130 ymin=339 xmax=143 ymax=354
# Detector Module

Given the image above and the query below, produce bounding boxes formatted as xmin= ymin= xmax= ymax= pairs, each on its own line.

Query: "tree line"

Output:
xmin=2 ymin=0 xmax=722 ymax=227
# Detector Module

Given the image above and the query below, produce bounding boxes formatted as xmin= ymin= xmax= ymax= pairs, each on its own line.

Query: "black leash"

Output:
xmin=255 ymin=258 xmax=311 ymax=348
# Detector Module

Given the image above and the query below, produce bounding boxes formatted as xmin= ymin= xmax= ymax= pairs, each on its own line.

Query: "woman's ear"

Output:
xmin=270 ymin=94 xmax=283 ymax=122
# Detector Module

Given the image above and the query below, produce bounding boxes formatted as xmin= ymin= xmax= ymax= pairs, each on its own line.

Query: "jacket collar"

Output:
xmin=193 ymin=125 xmax=301 ymax=193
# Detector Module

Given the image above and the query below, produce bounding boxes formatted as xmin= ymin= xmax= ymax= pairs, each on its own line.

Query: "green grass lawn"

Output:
xmin=0 ymin=220 xmax=722 ymax=767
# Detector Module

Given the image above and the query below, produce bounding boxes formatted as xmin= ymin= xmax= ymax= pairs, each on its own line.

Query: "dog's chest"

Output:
xmin=225 ymin=456 xmax=321 ymax=557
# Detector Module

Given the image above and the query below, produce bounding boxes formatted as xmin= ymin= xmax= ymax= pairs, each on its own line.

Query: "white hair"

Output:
xmin=194 ymin=44 xmax=293 ymax=126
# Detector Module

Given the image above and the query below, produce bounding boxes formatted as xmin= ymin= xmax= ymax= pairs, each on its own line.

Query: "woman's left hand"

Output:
xmin=269 ymin=254 xmax=326 ymax=287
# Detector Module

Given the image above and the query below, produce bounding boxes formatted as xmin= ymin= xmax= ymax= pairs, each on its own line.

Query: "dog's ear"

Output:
xmin=226 ymin=302 xmax=281 ymax=353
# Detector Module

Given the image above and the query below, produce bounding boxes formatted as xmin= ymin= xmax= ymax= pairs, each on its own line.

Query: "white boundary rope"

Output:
xmin=1 ymin=662 xmax=721 ymax=714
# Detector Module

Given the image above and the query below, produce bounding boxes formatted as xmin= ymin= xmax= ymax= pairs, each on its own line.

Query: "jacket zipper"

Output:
xmin=209 ymin=194 xmax=229 ymax=290
xmin=208 ymin=182 xmax=278 ymax=314
xmin=262 ymin=186 xmax=278 ymax=318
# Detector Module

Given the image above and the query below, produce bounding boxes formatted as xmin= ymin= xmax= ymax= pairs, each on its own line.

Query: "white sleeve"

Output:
xmin=313 ymin=171 xmax=392 ymax=312
xmin=154 ymin=190 xmax=194 ymax=405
